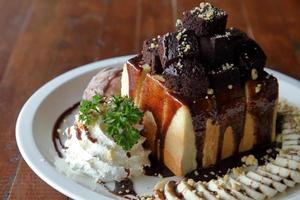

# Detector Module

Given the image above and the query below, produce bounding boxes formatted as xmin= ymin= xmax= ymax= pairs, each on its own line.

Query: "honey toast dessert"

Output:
xmin=121 ymin=2 xmax=278 ymax=176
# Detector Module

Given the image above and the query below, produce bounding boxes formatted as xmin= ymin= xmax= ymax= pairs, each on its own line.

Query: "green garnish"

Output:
xmin=103 ymin=96 xmax=143 ymax=151
xmin=79 ymin=95 xmax=143 ymax=151
xmin=79 ymin=94 xmax=104 ymax=125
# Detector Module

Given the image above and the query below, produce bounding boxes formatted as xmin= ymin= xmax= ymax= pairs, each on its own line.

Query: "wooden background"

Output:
xmin=1 ymin=0 xmax=300 ymax=199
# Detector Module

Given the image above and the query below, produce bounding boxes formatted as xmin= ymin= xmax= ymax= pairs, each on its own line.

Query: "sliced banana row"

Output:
xmin=154 ymin=131 xmax=300 ymax=200
xmin=153 ymin=101 xmax=300 ymax=200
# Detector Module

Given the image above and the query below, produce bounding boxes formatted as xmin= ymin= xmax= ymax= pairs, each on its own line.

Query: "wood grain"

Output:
xmin=0 ymin=0 xmax=299 ymax=199
xmin=243 ymin=0 xmax=300 ymax=79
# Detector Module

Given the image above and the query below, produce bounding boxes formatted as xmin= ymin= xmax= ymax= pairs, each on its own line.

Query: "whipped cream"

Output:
xmin=61 ymin=116 xmax=150 ymax=182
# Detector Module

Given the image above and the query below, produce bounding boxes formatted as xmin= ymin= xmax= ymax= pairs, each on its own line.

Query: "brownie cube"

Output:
xmin=162 ymin=58 xmax=209 ymax=98
xmin=238 ymin=37 xmax=266 ymax=81
xmin=199 ymin=28 xmax=246 ymax=68
xmin=181 ymin=2 xmax=227 ymax=36
xmin=142 ymin=37 xmax=163 ymax=74
xmin=208 ymin=64 xmax=241 ymax=92
xmin=158 ymin=29 xmax=199 ymax=67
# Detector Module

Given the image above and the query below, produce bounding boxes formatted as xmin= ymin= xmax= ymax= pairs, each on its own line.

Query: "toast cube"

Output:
xmin=181 ymin=2 xmax=227 ymax=36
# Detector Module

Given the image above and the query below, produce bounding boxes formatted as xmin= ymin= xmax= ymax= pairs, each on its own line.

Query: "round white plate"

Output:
xmin=16 ymin=55 xmax=300 ymax=200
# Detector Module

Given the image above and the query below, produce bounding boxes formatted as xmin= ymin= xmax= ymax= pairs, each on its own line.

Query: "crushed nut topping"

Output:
xmin=255 ymin=83 xmax=262 ymax=93
xmin=175 ymin=19 xmax=183 ymax=28
xmin=221 ymin=63 xmax=234 ymax=70
xmin=251 ymin=68 xmax=258 ymax=80
xmin=207 ymin=88 xmax=214 ymax=95
xmin=241 ymin=155 xmax=258 ymax=166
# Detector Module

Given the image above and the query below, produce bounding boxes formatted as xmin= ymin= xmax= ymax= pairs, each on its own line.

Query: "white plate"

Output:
xmin=16 ymin=55 xmax=300 ymax=200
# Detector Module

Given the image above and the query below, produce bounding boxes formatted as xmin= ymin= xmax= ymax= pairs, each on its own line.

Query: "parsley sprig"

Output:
xmin=79 ymin=95 xmax=143 ymax=151
xmin=79 ymin=95 xmax=104 ymax=125
xmin=103 ymin=96 xmax=143 ymax=151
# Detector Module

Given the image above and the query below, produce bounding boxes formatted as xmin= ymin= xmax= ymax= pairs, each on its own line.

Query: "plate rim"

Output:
xmin=16 ymin=55 xmax=133 ymax=200
xmin=16 ymin=55 xmax=300 ymax=200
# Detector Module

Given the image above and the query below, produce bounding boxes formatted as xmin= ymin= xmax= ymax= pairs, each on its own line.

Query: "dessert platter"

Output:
xmin=16 ymin=2 xmax=300 ymax=200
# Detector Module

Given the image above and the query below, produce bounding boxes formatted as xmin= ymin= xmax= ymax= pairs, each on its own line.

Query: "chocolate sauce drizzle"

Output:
xmin=52 ymin=102 xmax=80 ymax=158
xmin=186 ymin=142 xmax=280 ymax=182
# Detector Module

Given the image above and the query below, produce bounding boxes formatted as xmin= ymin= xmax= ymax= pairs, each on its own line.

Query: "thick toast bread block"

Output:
xmin=122 ymin=56 xmax=278 ymax=176
xmin=239 ymin=74 xmax=278 ymax=152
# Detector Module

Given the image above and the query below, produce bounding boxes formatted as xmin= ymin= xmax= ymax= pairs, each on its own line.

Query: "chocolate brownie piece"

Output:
xmin=142 ymin=37 xmax=163 ymax=74
xmin=162 ymin=58 xmax=208 ymax=98
xmin=158 ymin=29 xmax=199 ymax=67
xmin=238 ymin=37 xmax=266 ymax=81
xmin=208 ymin=63 xmax=241 ymax=92
xmin=199 ymin=28 xmax=246 ymax=68
xmin=181 ymin=2 xmax=227 ymax=36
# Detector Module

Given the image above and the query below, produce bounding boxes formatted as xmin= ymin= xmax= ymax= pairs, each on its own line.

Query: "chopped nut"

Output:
xmin=152 ymin=75 xmax=165 ymax=82
xmin=175 ymin=19 xmax=183 ymax=28
xmin=241 ymin=155 xmax=258 ymax=166
xmin=207 ymin=88 xmax=214 ymax=95
xmin=255 ymin=84 xmax=262 ymax=93
xmin=232 ymin=167 xmax=244 ymax=176
xmin=221 ymin=63 xmax=234 ymax=70
xmin=176 ymin=32 xmax=182 ymax=41
xmin=150 ymin=43 xmax=156 ymax=49
xmin=231 ymin=181 xmax=241 ymax=191
xmin=251 ymin=68 xmax=258 ymax=80
xmin=187 ymin=179 xmax=196 ymax=186
xmin=183 ymin=44 xmax=191 ymax=52
xmin=142 ymin=64 xmax=151 ymax=73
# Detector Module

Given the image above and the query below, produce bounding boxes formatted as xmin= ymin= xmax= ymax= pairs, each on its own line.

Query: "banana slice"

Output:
xmin=164 ymin=181 xmax=180 ymax=200
xmin=207 ymin=180 xmax=237 ymax=200
xmin=236 ymin=181 xmax=266 ymax=200
xmin=225 ymin=178 xmax=254 ymax=200
xmin=194 ymin=182 xmax=218 ymax=200
xmin=237 ymin=175 xmax=277 ymax=198
xmin=282 ymin=129 xmax=299 ymax=134
xmin=282 ymin=145 xmax=300 ymax=151
xmin=282 ymin=133 xmax=300 ymax=140
xmin=266 ymin=163 xmax=300 ymax=183
xmin=282 ymin=122 xmax=297 ymax=129
xmin=256 ymin=168 xmax=282 ymax=182
xmin=274 ymin=156 xmax=300 ymax=171
xmin=283 ymin=140 xmax=300 ymax=146
xmin=176 ymin=180 xmax=204 ymax=200
xmin=257 ymin=168 xmax=296 ymax=187
xmin=247 ymin=171 xmax=287 ymax=192
xmin=279 ymin=152 xmax=300 ymax=162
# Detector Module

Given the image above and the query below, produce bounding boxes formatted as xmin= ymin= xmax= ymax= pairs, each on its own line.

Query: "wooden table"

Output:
xmin=1 ymin=0 xmax=300 ymax=199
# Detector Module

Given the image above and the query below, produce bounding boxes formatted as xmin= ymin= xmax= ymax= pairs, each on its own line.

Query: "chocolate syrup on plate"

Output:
xmin=52 ymin=102 xmax=79 ymax=158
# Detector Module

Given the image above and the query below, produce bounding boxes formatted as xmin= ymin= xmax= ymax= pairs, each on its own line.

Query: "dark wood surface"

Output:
xmin=1 ymin=0 xmax=300 ymax=199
